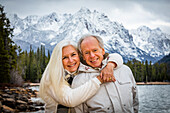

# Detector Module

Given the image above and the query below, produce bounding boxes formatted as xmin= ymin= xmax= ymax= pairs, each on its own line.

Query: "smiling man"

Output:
xmin=80 ymin=36 xmax=105 ymax=68
xmin=72 ymin=34 xmax=139 ymax=113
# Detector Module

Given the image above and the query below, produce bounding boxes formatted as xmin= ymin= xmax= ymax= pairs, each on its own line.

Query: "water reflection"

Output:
xmin=138 ymin=85 xmax=170 ymax=113
xmin=30 ymin=85 xmax=170 ymax=113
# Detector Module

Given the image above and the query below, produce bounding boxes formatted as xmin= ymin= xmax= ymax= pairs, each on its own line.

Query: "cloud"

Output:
xmin=107 ymin=3 xmax=156 ymax=29
xmin=151 ymin=20 xmax=170 ymax=27
xmin=1 ymin=0 xmax=170 ymax=34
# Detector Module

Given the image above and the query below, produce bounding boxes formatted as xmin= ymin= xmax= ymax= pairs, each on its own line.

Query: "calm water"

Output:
xmin=30 ymin=85 xmax=170 ymax=113
xmin=138 ymin=85 xmax=170 ymax=113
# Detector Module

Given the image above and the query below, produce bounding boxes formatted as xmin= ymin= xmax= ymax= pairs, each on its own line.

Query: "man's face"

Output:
xmin=62 ymin=45 xmax=80 ymax=73
xmin=81 ymin=37 xmax=105 ymax=68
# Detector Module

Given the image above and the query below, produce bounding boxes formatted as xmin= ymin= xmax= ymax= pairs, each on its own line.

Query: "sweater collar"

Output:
xmin=78 ymin=54 xmax=109 ymax=72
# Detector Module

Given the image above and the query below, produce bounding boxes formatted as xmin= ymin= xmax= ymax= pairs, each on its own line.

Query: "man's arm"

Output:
xmin=131 ymin=74 xmax=139 ymax=113
xmin=127 ymin=65 xmax=139 ymax=113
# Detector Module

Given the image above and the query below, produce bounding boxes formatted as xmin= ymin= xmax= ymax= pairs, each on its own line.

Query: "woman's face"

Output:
xmin=62 ymin=45 xmax=80 ymax=73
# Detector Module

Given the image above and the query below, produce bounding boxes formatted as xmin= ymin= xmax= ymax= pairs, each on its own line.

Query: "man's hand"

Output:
xmin=100 ymin=62 xmax=117 ymax=82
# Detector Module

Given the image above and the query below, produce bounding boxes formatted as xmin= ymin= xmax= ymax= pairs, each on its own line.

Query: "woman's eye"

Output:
xmin=72 ymin=53 xmax=76 ymax=56
xmin=62 ymin=56 xmax=67 ymax=60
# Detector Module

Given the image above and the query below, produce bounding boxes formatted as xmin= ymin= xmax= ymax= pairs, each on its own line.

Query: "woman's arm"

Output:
xmin=43 ymin=95 xmax=58 ymax=113
xmin=47 ymin=77 xmax=101 ymax=107
xmin=101 ymin=53 xmax=123 ymax=81
xmin=108 ymin=53 xmax=123 ymax=69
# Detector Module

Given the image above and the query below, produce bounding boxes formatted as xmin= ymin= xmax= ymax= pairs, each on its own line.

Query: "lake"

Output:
xmin=30 ymin=85 xmax=170 ymax=113
xmin=138 ymin=85 xmax=170 ymax=113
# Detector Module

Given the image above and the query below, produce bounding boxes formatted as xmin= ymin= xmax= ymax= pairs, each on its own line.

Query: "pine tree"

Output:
xmin=141 ymin=61 xmax=145 ymax=82
xmin=154 ymin=63 xmax=159 ymax=81
xmin=47 ymin=50 xmax=50 ymax=64
xmin=148 ymin=61 xmax=152 ymax=81
xmin=36 ymin=47 xmax=41 ymax=81
xmin=0 ymin=5 xmax=17 ymax=83
xmin=42 ymin=45 xmax=46 ymax=71
xmin=136 ymin=62 xmax=142 ymax=82
xmin=145 ymin=60 xmax=149 ymax=82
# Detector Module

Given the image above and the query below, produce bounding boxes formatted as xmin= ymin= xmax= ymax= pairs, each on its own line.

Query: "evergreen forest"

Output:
xmin=0 ymin=5 xmax=169 ymax=85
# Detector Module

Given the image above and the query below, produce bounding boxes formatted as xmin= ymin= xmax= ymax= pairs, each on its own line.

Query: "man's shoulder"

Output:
xmin=114 ymin=64 xmax=133 ymax=77
xmin=116 ymin=64 xmax=131 ymax=71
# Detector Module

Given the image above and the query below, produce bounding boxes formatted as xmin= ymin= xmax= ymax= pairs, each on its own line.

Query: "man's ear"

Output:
xmin=102 ymin=48 xmax=105 ymax=55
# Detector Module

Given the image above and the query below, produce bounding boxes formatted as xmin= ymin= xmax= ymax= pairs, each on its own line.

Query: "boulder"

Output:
xmin=2 ymin=98 xmax=15 ymax=109
xmin=2 ymin=105 xmax=15 ymax=112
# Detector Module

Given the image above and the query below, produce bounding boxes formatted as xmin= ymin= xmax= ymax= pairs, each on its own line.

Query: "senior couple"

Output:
xmin=39 ymin=34 xmax=139 ymax=113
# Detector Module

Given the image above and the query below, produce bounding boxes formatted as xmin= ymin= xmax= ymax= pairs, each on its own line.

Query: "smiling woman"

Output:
xmin=62 ymin=45 xmax=80 ymax=73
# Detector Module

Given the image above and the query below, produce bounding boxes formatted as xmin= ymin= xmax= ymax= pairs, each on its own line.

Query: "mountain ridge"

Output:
xmin=7 ymin=8 xmax=170 ymax=63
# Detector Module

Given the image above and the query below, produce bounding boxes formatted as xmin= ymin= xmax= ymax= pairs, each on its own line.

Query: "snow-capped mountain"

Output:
xmin=131 ymin=26 xmax=170 ymax=58
xmin=7 ymin=7 xmax=170 ymax=63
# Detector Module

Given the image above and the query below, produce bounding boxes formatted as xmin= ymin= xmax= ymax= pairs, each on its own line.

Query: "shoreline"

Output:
xmin=28 ymin=82 xmax=170 ymax=86
xmin=136 ymin=82 xmax=170 ymax=85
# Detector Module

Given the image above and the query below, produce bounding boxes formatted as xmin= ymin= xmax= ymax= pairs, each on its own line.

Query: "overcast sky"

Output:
xmin=1 ymin=0 xmax=170 ymax=34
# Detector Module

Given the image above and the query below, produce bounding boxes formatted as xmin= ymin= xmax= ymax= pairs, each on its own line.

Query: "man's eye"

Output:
xmin=94 ymin=49 xmax=97 ymax=52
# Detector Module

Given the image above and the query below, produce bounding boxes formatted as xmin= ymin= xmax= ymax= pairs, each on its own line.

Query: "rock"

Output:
xmin=17 ymin=95 xmax=29 ymax=102
xmin=0 ymin=95 xmax=3 ymax=101
xmin=17 ymin=104 xmax=27 ymax=111
xmin=28 ymin=105 xmax=35 ymax=111
xmin=0 ymin=101 xmax=2 ymax=110
xmin=0 ymin=85 xmax=44 ymax=112
xmin=2 ymin=98 xmax=15 ymax=109
xmin=9 ymin=89 xmax=17 ymax=92
xmin=16 ymin=100 xmax=27 ymax=105
xmin=1 ymin=94 xmax=10 ymax=98
xmin=34 ymin=107 xmax=40 ymax=111
xmin=34 ymin=100 xmax=44 ymax=106
xmin=40 ymin=106 xmax=44 ymax=110
xmin=2 ymin=105 xmax=15 ymax=112
xmin=31 ymin=94 xmax=37 ymax=97
xmin=27 ymin=99 xmax=33 ymax=105
xmin=22 ymin=83 xmax=30 ymax=87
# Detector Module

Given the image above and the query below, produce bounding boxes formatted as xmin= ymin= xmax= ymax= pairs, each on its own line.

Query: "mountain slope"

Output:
xmin=131 ymin=26 xmax=170 ymax=58
xmin=7 ymin=8 xmax=170 ymax=63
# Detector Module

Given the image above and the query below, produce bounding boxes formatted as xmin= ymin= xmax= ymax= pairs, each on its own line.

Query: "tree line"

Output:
xmin=0 ymin=4 xmax=169 ymax=85
xmin=0 ymin=5 xmax=18 ymax=83
xmin=125 ymin=59 xmax=169 ymax=82
xmin=0 ymin=5 xmax=50 ymax=85
xmin=17 ymin=45 xmax=50 ymax=83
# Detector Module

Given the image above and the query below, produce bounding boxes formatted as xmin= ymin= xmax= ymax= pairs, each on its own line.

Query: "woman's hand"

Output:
xmin=100 ymin=62 xmax=117 ymax=82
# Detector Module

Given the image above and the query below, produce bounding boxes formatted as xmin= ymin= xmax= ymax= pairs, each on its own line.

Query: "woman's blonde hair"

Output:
xmin=39 ymin=40 xmax=77 ymax=101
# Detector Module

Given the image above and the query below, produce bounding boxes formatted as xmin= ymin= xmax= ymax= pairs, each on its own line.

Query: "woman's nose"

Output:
xmin=69 ymin=57 xmax=73 ymax=62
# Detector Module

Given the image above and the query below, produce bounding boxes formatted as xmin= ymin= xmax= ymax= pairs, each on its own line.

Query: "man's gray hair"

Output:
xmin=78 ymin=34 xmax=104 ymax=54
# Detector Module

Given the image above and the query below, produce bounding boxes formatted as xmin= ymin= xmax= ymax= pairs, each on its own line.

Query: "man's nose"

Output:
xmin=90 ymin=52 xmax=95 ymax=58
